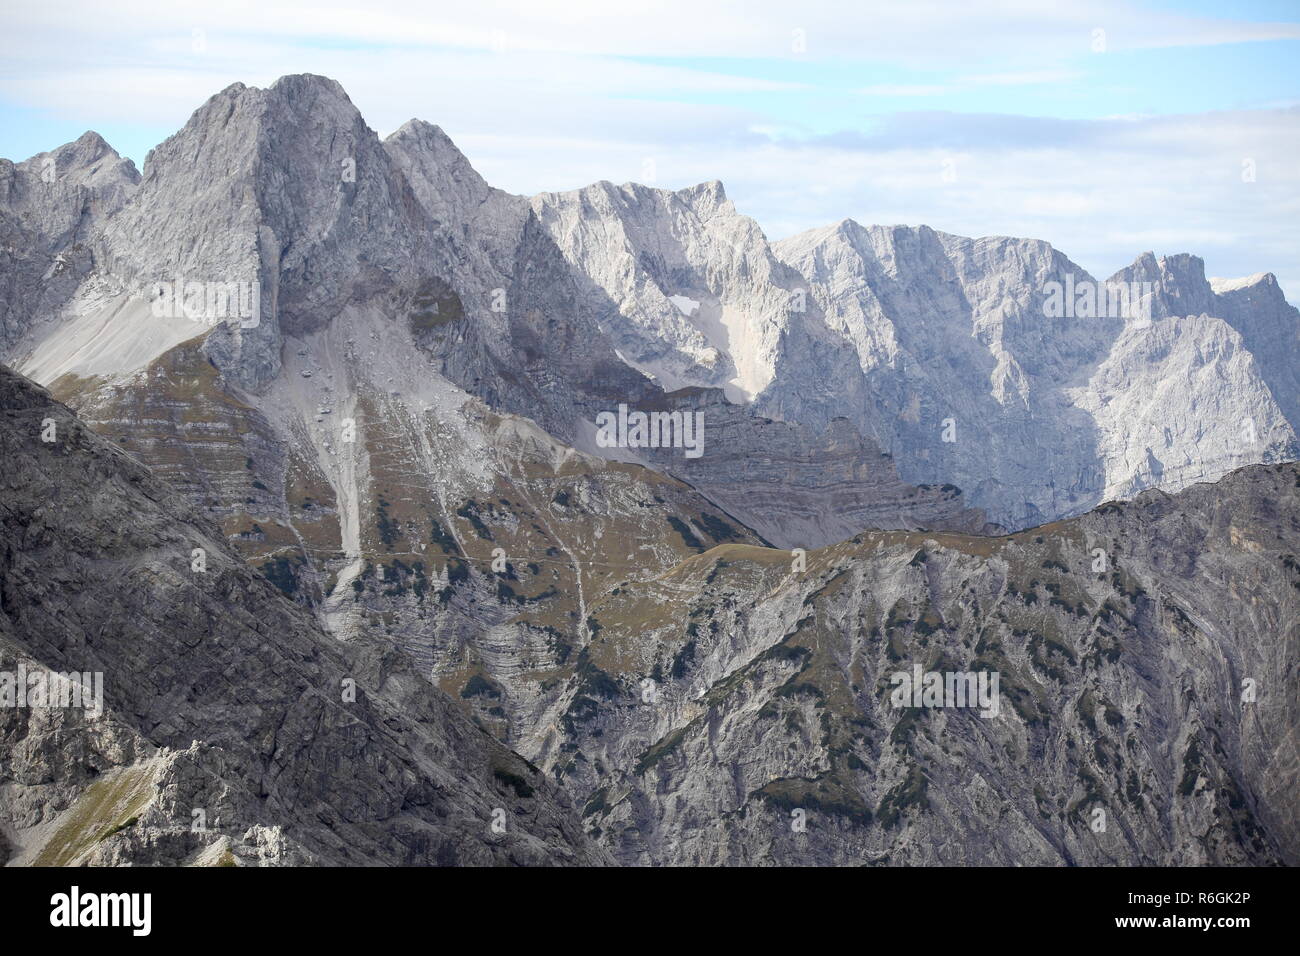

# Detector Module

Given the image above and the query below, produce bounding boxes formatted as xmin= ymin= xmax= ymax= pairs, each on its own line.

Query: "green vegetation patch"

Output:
xmin=33 ymin=763 xmax=159 ymax=866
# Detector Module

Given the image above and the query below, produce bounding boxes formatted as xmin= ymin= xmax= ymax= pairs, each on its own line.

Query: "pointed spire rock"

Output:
xmin=1109 ymin=250 xmax=1215 ymax=319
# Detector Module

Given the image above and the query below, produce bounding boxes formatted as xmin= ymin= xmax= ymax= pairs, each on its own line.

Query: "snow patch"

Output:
xmin=1209 ymin=273 xmax=1269 ymax=293
xmin=668 ymin=294 xmax=700 ymax=317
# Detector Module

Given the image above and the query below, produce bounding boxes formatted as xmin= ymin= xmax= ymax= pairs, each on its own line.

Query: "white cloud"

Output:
xmin=858 ymin=70 xmax=1085 ymax=98
xmin=960 ymin=70 xmax=1086 ymax=86
xmin=4 ymin=0 xmax=1298 ymax=65
xmin=858 ymin=85 xmax=952 ymax=97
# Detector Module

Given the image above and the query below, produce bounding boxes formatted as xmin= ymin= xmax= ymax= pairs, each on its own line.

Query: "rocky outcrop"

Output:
xmin=531 ymin=178 xmax=845 ymax=406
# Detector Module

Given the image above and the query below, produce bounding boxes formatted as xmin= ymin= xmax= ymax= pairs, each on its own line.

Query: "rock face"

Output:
xmin=530 ymin=184 xmax=1299 ymax=531
xmin=0 ymin=364 xmax=609 ymax=866
xmin=771 ymin=223 xmax=1299 ymax=528
xmin=637 ymin=387 xmax=994 ymax=549
xmin=530 ymin=179 xmax=813 ymax=403
xmin=0 ymin=131 xmax=138 ymax=355
xmin=95 ymin=75 xmax=438 ymax=391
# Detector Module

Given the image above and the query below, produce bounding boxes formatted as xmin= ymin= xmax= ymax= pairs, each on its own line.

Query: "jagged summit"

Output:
xmin=9 ymin=130 xmax=139 ymax=184
xmin=0 ymin=127 xmax=142 ymax=355
xmin=674 ymin=178 xmax=728 ymax=206
xmin=205 ymin=73 xmax=351 ymax=106
xmin=773 ymin=216 xmax=1297 ymax=527
xmin=271 ymin=71 xmax=350 ymax=94
xmin=533 ymin=177 xmax=730 ymax=212
xmin=91 ymin=71 xmax=439 ymax=388
xmin=388 ymin=117 xmax=459 ymax=147
xmin=385 ymin=116 xmax=494 ymax=220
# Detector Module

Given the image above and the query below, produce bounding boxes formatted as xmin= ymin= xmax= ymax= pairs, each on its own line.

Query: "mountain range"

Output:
xmin=1 ymin=74 xmax=1296 ymax=866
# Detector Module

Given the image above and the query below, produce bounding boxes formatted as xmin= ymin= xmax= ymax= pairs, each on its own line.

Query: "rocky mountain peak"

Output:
xmin=1211 ymin=270 xmax=1286 ymax=301
xmin=1109 ymin=250 xmax=1216 ymax=319
xmin=674 ymin=178 xmax=730 ymax=215
xmin=270 ymin=71 xmax=350 ymax=98
xmin=384 ymin=117 xmax=494 ymax=226
xmin=830 ymin=216 xmax=867 ymax=238
xmin=0 ymin=130 xmax=143 ymax=355
xmin=28 ymin=131 xmax=139 ymax=189
xmin=1 ymin=129 xmax=139 ymax=243
xmin=95 ymin=73 xmax=441 ymax=389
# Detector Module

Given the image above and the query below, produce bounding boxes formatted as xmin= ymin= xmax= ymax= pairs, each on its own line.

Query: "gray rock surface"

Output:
xmin=5 ymin=76 xmax=1299 ymax=537
xmin=639 ymin=387 xmax=994 ymax=548
xmin=547 ymin=465 xmax=1300 ymax=865
xmin=530 ymin=180 xmax=1300 ymax=531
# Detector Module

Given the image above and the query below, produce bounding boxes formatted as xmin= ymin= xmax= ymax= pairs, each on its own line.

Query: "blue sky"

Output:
xmin=2 ymin=0 xmax=1298 ymax=296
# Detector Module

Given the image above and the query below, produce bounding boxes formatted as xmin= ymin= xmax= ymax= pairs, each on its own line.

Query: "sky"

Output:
xmin=2 ymin=0 xmax=1298 ymax=298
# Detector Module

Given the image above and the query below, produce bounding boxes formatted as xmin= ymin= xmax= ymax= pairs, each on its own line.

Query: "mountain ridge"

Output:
xmin=1 ymin=70 xmax=1294 ymax=612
